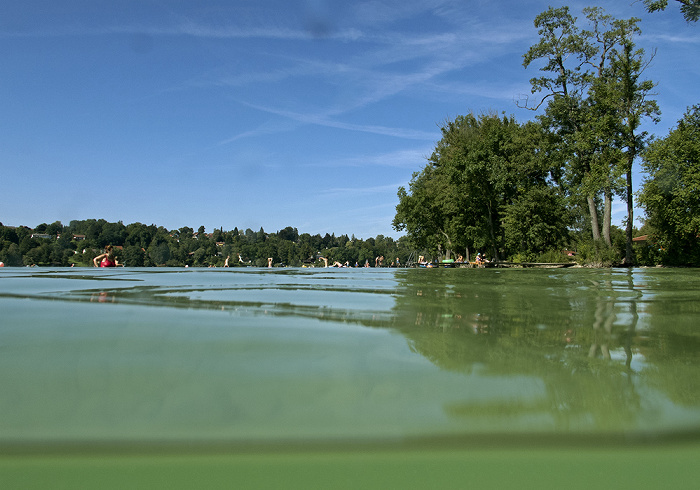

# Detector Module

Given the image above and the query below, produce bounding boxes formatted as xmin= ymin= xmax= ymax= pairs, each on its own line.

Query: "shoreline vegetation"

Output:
xmin=0 ymin=220 xmax=410 ymax=269
xmin=391 ymin=7 xmax=699 ymax=269
xmin=0 ymin=218 xmax=683 ymax=269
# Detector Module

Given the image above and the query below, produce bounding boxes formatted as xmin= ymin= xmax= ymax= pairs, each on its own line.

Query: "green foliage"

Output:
xmin=0 ymin=221 xmax=412 ymax=268
xmin=149 ymin=243 xmax=171 ymax=266
xmin=394 ymin=112 xmax=569 ymax=262
xmin=522 ymin=6 xmax=592 ymax=101
xmin=393 ymin=165 xmax=458 ymax=255
xmin=574 ymin=240 xmax=622 ymax=267
xmin=639 ymin=105 xmax=700 ymax=266
xmin=644 ymin=0 xmax=670 ymax=12
xmin=634 ymin=238 xmax=665 ymax=266
xmin=535 ymin=249 xmax=573 ymax=264
xmin=502 ymin=186 xmax=571 ymax=256
xmin=508 ymin=252 xmax=530 ymax=264
xmin=123 ymin=246 xmax=145 ymax=267
xmin=644 ymin=0 xmax=700 ymax=22
xmin=523 ymin=6 xmax=657 ymax=258
xmin=507 ymin=249 xmax=573 ymax=264
xmin=0 ymin=242 xmax=23 ymax=266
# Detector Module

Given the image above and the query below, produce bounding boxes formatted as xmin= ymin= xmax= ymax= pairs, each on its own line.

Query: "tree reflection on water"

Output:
xmin=390 ymin=268 xmax=700 ymax=434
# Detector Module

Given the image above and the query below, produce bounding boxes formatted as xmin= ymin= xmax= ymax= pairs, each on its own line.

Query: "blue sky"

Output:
xmin=1 ymin=1 xmax=698 ymax=238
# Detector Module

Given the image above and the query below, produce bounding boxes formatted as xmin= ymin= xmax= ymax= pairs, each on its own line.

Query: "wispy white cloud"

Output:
xmin=235 ymin=101 xmax=437 ymax=140
xmin=316 ymin=119 xmax=437 ymax=140
xmin=306 ymin=148 xmax=431 ymax=169
xmin=217 ymin=119 xmax=300 ymax=145
xmin=642 ymin=32 xmax=700 ymax=44
xmin=425 ymin=79 xmax=535 ymax=105
xmin=178 ymin=2 xmax=536 ymax=112
xmin=127 ymin=23 xmax=368 ymax=42
xmin=206 ymin=28 xmax=523 ymax=140
xmin=0 ymin=15 xmax=366 ymax=42
xmin=3 ymin=0 xmax=536 ymax=133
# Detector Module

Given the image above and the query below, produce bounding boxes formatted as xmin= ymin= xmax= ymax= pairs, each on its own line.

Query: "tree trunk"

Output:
xmin=603 ymin=189 xmax=612 ymax=247
xmin=486 ymin=205 xmax=500 ymax=262
xmin=588 ymin=195 xmax=601 ymax=242
xmin=440 ymin=230 xmax=452 ymax=260
xmin=625 ymin=156 xmax=635 ymax=265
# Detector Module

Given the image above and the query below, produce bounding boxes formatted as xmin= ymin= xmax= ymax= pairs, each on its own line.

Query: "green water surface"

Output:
xmin=1 ymin=267 xmax=699 ymax=487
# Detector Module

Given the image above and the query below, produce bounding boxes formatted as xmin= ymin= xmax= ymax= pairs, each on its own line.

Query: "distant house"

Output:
xmin=633 ymin=235 xmax=648 ymax=243
xmin=73 ymin=234 xmax=86 ymax=241
xmin=31 ymin=233 xmax=52 ymax=239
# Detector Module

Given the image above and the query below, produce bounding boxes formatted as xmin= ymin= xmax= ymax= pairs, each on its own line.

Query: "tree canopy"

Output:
xmin=394 ymin=112 xmax=570 ymax=262
xmin=393 ymin=5 xmax=686 ymax=267
xmin=639 ymin=105 xmax=700 ymax=265
xmin=644 ymin=0 xmax=700 ymax=22
xmin=521 ymin=6 xmax=658 ymax=261
xmin=0 ymin=220 xmax=412 ymax=268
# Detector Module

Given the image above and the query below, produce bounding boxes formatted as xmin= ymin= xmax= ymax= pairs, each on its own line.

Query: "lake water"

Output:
xmin=2 ymin=266 xmax=700 ymax=487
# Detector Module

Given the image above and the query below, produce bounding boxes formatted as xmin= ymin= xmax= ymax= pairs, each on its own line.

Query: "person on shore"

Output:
xmin=475 ymin=253 xmax=490 ymax=267
xmin=93 ymin=245 xmax=121 ymax=267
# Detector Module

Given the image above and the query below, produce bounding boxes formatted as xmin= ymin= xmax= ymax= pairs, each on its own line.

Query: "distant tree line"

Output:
xmin=0 ymin=220 xmax=412 ymax=268
xmin=393 ymin=6 xmax=699 ymax=267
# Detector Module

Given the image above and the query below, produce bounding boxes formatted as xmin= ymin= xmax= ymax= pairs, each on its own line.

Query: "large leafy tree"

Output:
xmin=394 ymin=113 xmax=567 ymax=261
xmin=638 ymin=105 xmax=700 ymax=265
xmin=522 ymin=7 xmax=604 ymax=243
xmin=599 ymin=40 xmax=660 ymax=264
xmin=522 ymin=6 xmax=651 ymax=252
xmin=582 ymin=8 xmax=647 ymax=248
xmin=430 ymin=113 xmax=515 ymax=260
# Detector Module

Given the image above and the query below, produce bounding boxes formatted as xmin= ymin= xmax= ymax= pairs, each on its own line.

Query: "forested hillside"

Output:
xmin=0 ymin=220 xmax=411 ymax=268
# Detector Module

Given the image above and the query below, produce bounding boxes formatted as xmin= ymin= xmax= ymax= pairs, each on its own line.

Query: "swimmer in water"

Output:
xmin=93 ymin=245 xmax=121 ymax=267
